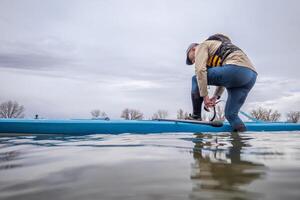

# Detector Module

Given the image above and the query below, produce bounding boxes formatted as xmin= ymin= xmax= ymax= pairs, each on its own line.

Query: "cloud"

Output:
xmin=243 ymin=76 xmax=300 ymax=119
xmin=0 ymin=0 xmax=299 ymax=119
xmin=0 ymin=53 xmax=71 ymax=70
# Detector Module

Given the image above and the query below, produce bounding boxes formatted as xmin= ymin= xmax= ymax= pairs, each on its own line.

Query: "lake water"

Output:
xmin=0 ymin=132 xmax=300 ymax=200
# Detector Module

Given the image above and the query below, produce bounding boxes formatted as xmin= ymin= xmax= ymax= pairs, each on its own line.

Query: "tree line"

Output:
xmin=0 ymin=100 xmax=300 ymax=123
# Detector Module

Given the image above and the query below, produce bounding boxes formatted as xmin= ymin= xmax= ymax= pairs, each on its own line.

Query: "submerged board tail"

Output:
xmin=155 ymin=119 xmax=223 ymax=127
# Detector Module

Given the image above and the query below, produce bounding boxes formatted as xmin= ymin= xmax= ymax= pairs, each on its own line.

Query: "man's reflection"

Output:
xmin=190 ymin=132 xmax=266 ymax=200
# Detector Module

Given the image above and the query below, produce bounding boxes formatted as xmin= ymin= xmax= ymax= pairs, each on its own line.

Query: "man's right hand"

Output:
xmin=204 ymin=96 xmax=214 ymax=108
xmin=209 ymin=96 xmax=218 ymax=106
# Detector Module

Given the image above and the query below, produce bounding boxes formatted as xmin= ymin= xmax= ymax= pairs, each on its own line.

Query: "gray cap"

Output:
xmin=186 ymin=43 xmax=199 ymax=65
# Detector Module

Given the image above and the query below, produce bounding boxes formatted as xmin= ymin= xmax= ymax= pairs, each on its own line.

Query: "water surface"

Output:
xmin=1 ymin=132 xmax=300 ymax=200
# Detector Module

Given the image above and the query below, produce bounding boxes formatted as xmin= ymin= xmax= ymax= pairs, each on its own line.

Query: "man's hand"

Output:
xmin=209 ymin=96 xmax=218 ymax=106
xmin=204 ymin=96 xmax=214 ymax=108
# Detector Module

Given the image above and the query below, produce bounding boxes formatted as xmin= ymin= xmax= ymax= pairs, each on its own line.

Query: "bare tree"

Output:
xmin=121 ymin=108 xmax=130 ymax=120
xmin=130 ymin=109 xmax=144 ymax=120
xmin=121 ymin=108 xmax=143 ymax=120
xmin=177 ymin=109 xmax=189 ymax=119
xmin=152 ymin=109 xmax=168 ymax=119
xmin=286 ymin=111 xmax=300 ymax=123
xmin=90 ymin=109 xmax=107 ymax=119
xmin=250 ymin=107 xmax=281 ymax=122
xmin=0 ymin=100 xmax=25 ymax=118
xmin=269 ymin=110 xmax=281 ymax=122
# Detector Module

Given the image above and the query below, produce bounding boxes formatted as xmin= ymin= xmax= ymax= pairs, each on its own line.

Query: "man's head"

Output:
xmin=186 ymin=43 xmax=199 ymax=65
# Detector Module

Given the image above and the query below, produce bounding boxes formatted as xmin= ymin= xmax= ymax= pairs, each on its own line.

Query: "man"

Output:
xmin=186 ymin=34 xmax=257 ymax=132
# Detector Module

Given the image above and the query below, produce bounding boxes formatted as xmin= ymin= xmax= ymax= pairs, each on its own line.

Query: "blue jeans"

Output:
xmin=191 ymin=64 xmax=257 ymax=131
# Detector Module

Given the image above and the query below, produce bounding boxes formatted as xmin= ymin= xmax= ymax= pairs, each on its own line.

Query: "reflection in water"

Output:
xmin=0 ymin=150 xmax=22 ymax=170
xmin=0 ymin=135 xmax=145 ymax=149
xmin=2 ymin=133 xmax=299 ymax=200
xmin=190 ymin=132 xmax=267 ymax=200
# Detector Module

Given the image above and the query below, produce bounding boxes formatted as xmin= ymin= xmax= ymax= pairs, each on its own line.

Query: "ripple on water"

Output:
xmin=0 ymin=131 xmax=300 ymax=200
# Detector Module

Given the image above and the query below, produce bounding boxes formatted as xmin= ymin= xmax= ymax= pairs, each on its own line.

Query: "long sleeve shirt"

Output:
xmin=194 ymin=40 xmax=257 ymax=97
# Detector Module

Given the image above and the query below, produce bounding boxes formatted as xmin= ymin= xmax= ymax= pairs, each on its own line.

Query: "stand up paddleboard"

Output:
xmin=0 ymin=118 xmax=299 ymax=135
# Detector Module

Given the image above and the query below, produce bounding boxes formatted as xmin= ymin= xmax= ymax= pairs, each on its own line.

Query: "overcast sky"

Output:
xmin=0 ymin=0 xmax=299 ymax=119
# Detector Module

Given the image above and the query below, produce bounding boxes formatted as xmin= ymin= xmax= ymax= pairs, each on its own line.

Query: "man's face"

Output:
xmin=188 ymin=47 xmax=196 ymax=64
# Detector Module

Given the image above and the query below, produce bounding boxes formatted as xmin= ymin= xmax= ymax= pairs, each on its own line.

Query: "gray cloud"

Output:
xmin=0 ymin=53 xmax=71 ymax=70
xmin=0 ymin=0 xmax=299 ymax=119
